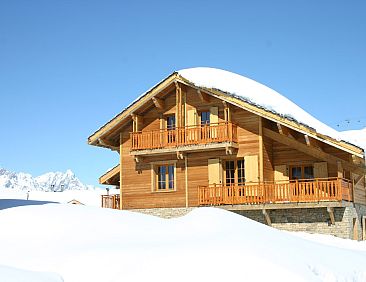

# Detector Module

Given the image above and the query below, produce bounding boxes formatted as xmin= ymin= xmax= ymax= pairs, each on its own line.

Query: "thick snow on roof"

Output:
xmin=0 ymin=204 xmax=366 ymax=281
xmin=340 ymin=127 xmax=366 ymax=151
xmin=178 ymin=67 xmax=343 ymax=142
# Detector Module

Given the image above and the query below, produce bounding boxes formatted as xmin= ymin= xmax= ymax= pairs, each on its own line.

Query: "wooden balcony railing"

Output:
xmin=101 ymin=194 xmax=120 ymax=209
xmin=198 ymin=178 xmax=353 ymax=206
xmin=131 ymin=122 xmax=238 ymax=151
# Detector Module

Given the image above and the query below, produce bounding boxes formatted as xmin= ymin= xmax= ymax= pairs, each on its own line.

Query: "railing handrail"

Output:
xmin=198 ymin=177 xmax=353 ymax=206
xmin=130 ymin=122 xmax=238 ymax=150
xmin=202 ymin=177 xmax=350 ymax=187
xmin=130 ymin=121 xmax=235 ymax=135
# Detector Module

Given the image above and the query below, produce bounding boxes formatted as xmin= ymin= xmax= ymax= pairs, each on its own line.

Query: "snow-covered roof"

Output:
xmin=89 ymin=67 xmax=364 ymax=154
xmin=339 ymin=128 xmax=366 ymax=151
xmin=179 ymin=68 xmax=341 ymax=140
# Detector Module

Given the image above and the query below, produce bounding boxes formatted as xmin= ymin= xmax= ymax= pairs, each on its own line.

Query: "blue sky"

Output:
xmin=0 ymin=0 xmax=365 ymax=187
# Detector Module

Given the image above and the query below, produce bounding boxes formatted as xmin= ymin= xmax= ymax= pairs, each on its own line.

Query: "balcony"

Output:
xmin=198 ymin=178 xmax=353 ymax=206
xmin=101 ymin=194 xmax=120 ymax=209
xmin=130 ymin=122 xmax=238 ymax=154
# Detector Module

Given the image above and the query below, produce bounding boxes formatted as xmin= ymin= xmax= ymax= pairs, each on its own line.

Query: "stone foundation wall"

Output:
xmin=129 ymin=204 xmax=366 ymax=240
xmin=232 ymin=204 xmax=366 ymax=240
xmin=130 ymin=207 xmax=195 ymax=219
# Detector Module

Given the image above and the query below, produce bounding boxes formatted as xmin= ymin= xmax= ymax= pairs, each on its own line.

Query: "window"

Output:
xmin=166 ymin=116 xmax=176 ymax=130
xmin=237 ymin=159 xmax=245 ymax=185
xmin=225 ymin=160 xmax=235 ymax=186
xmin=200 ymin=111 xmax=210 ymax=125
xmin=166 ymin=115 xmax=176 ymax=144
xmin=290 ymin=165 xmax=314 ymax=180
xmin=224 ymin=159 xmax=245 ymax=186
xmin=154 ymin=163 xmax=176 ymax=191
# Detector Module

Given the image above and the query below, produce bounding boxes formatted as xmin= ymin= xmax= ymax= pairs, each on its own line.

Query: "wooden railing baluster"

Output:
xmin=197 ymin=177 xmax=353 ymax=206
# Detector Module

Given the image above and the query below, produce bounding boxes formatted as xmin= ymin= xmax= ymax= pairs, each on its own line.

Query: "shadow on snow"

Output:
xmin=0 ymin=199 xmax=58 ymax=210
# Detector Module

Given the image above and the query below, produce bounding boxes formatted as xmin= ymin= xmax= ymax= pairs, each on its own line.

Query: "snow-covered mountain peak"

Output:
xmin=0 ymin=168 xmax=95 ymax=191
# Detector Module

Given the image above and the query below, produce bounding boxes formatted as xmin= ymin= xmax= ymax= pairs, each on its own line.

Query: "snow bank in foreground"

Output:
xmin=0 ymin=265 xmax=63 ymax=282
xmin=0 ymin=204 xmax=365 ymax=282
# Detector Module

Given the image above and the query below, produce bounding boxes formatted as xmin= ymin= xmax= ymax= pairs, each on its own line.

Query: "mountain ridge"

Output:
xmin=0 ymin=168 xmax=95 ymax=191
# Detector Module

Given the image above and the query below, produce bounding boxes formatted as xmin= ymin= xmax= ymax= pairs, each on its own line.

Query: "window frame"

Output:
xmin=223 ymin=158 xmax=245 ymax=186
xmin=151 ymin=161 xmax=177 ymax=192
xmin=200 ymin=111 xmax=211 ymax=126
xmin=289 ymin=164 xmax=314 ymax=180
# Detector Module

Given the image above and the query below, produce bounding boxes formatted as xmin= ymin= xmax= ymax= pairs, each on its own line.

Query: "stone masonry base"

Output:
xmin=130 ymin=204 xmax=366 ymax=240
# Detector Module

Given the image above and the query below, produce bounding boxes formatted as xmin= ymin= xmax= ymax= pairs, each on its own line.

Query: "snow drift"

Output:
xmin=0 ymin=204 xmax=365 ymax=282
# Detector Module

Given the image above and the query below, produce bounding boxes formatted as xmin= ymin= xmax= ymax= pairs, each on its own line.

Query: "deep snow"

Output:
xmin=0 ymin=204 xmax=365 ymax=282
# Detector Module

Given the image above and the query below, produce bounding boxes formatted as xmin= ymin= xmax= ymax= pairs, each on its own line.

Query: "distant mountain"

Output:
xmin=0 ymin=168 xmax=95 ymax=191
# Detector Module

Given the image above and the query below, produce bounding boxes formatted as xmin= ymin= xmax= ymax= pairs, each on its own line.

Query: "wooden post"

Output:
xmin=119 ymin=132 xmax=123 ymax=210
xmin=259 ymin=117 xmax=264 ymax=183
xmin=327 ymin=207 xmax=335 ymax=225
xmin=262 ymin=209 xmax=272 ymax=226
xmin=337 ymin=161 xmax=343 ymax=178
xmin=185 ymin=156 xmax=189 ymax=208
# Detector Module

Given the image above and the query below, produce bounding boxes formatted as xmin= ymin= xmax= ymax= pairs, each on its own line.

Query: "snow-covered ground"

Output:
xmin=0 ymin=204 xmax=365 ymax=282
xmin=0 ymin=188 xmax=117 ymax=207
xmin=0 ymin=265 xmax=63 ymax=282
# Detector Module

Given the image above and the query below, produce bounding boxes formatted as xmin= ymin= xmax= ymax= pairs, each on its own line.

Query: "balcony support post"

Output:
xmin=327 ymin=207 xmax=335 ymax=225
xmin=262 ymin=209 xmax=272 ymax=226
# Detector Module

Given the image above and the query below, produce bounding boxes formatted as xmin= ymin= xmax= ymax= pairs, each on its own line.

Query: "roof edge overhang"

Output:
xmin=99 ymin=164 xmax=120 ymax=185
xmin=87 ymin=72 xmax=179 ymax=146
xmin=87 ymin=73 xmax=365 ymax=158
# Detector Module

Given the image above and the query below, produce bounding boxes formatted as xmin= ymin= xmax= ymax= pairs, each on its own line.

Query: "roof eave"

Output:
xmin=87 ymin=72 xmax=179 ymax=146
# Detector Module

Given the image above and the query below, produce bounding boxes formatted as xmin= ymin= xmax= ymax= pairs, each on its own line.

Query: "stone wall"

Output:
xmin=232 ymin=204 xmax=366 ymax=240
xmin=129 ymin=204 xmax=366 ymax=240
xmin=130 ymin=207 xmax=195 ymax=219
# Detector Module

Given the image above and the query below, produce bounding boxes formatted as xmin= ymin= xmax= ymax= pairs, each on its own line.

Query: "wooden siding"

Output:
xmin=111 ymin=82 xmax=366 ymax=209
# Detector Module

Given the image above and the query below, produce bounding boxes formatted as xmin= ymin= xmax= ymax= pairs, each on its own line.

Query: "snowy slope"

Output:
xmin=0 ymin=265 xmax=63 ymax=282
xmin=178 ymin=67 xmax=359 ymax=148
xmin=0 ymin=204 xmax=365 ymax=282
xmin=0 ymin=168 xmax=95 ymax=191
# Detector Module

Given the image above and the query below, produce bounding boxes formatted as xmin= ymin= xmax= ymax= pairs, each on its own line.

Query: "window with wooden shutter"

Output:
xmin=208 ymin=158 xmax=221 ymax=185
xmin=244 ymin=155 xmax=259 ymax=183
xmin=314 ymin=162 xmax=328 ymax=179
xmin=274 ymin=165 xmax=289 ymax=182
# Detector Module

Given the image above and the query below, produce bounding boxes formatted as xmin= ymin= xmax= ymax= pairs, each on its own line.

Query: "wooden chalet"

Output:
xmin=89 ymin=68 xmax=366 ymax=239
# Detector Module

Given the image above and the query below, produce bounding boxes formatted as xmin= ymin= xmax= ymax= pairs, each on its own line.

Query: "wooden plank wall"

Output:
xmin=117 ymin=83 xmax=366 ymax=209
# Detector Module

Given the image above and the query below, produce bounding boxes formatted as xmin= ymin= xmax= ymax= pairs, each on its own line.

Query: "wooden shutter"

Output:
xmin=244 ymin=155 xmax=259 ymax=183
xmin=274 ymin=165 xmax=289 ymax=182
xmin=314 ymin=162 xmax=328 ymax=178
xmin=210 ymin=107 xmax=219 ymax=124
xmin=187 ymin=109 xmax=197 ymax=127
xmin=208 ymin=158 xmax=221 ymax=185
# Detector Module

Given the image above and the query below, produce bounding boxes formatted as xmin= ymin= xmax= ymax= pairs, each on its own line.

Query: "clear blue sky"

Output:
xmin=1 ymin=0 xmax=365 ymax=187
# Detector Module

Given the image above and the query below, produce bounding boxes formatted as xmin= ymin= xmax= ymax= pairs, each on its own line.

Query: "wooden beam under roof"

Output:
xmin=197 ymin=90 xmax=210 ymax=102
xmin=98 ymin=138 xmax=119 ymax=151
xmin=152 ymin=97 xmax=165 ymax=110
xmin=277 ymin=123 xmax=295 ymax=139
xmin=304 ymin=134 xmax=323 ymax=151
xmin=263 ymin=127 xmax=366 ymax=175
